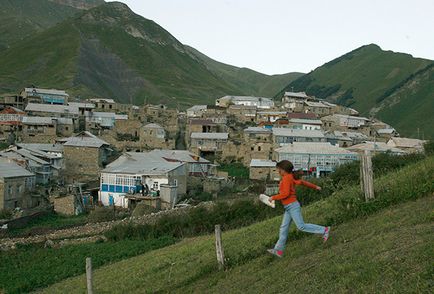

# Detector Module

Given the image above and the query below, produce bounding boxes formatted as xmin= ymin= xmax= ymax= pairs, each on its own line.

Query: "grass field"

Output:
xmin=38 ymin=156 xmax=434 ymax=293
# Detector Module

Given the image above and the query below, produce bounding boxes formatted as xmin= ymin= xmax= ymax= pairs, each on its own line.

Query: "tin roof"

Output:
xmin=283 ymin=92 xmax=309 ymax=99
xmin=244 ymin=126 xmax=272 ymax=134
xmin=272 ymin=128 xmax=325 ymax=138
xmin=148 ymin=149 xmax=209 ymax=164
xmin=24 ymin=88 xmax=68 ymax=97
xmin=276 ymin=142 xmax=357 ymax=155
xmin=0 ymin=158 xmax=34 ymax=178
xmin=25 ymin=103 xmax=79 ymax=115
xmin=250 ymin=159 xmax=276 ymax=167
xmin=191 ymin=132 xmax=228 ymax=140
xmin=63 ymin=131 xmax=109 ymax=148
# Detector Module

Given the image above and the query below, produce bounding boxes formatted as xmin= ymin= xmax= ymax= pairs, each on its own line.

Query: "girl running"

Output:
xmin=267 ymin=160 xmax=330 ymax=258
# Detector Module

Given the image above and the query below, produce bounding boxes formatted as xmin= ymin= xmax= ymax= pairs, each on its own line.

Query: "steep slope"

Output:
xmin=0 ymin=0 xmax=103 ymax=50
xmin=40 ymin=157 xmax=434 ymax=293
xmin=278 ymin=44 xmax=431 ymax=113
xmin=373 ymin=63 xmax=434 ymax=139
xmin=0 ymin=2 xmax=247 ymax=107
xmin=185 ymin=45 xmax=303 ymax=97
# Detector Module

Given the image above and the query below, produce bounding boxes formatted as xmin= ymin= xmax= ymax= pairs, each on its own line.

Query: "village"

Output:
xmin=0 ymin=87 xmax=427 ymax=223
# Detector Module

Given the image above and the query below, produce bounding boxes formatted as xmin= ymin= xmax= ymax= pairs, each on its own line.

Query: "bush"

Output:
xmin=87 ymin=207 xmax=116 ymax=223
xmin=132 ymin=203 xmax=158 ymax=218
xmin=424 ymin=140 xmax=434 ymax=155
xmin=0 ymin=209 xmax=12 ymax=220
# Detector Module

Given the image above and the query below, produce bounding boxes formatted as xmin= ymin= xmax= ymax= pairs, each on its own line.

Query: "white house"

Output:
xmin=99 ymin=152 xmax=187 ymax=208
xmin=216 ymin=96 xmax=274 ymax=109
xmin=275 ymin=142 xmax=358 ymax=176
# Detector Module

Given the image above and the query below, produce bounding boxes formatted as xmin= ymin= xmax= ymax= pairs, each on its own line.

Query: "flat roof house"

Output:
xmin=190 ymin=132 xmax=229 ymax=154
xmin=216 ymin=96 xmax=274 ymax=109
xmin=99 ymin=152 xmax=187 ymax=208
xmin=275 ymin=142 xmax=358 ymax=176
xmin=21 ymin=88 xmax=69 ymax=105
xmin=386 ymin=137 xmax=426 ymax=153
xmin=249 ymin=159 xmax=278 ymax=181
xmin=272 ymin=128 xmax=326 ymax=145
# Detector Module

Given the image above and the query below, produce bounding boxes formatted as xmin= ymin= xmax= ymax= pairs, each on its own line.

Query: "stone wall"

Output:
xmin=64 ymin=146 xmax=102 ymax=183
xmin=53 ymin=195 xmax=76 ymax=215
xmin=249 ymin=166 xmax=279 ymax=181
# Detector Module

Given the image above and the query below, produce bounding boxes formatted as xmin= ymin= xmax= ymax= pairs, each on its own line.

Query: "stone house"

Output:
xmin=21 ymin=116 xmax=73 ymax=143
xmin=303 ymin=101 xmax=332 ymax=117
xmin=190 ymin=132 xmax=228 ymax=155
xmin=288 ymin=118 xmax=322 ymax=130
xmin=99 ymin=152 xmax=187 ymax=208
xmin=186 ymin=105 xmax=207 ymax=118
xmin=0 ymin=107 xmax=25 ymax=143
xmin=61 ymin=131 xmax=111 ymax=182
xmin=325 ymin=130 xmax=368 ymax=147
xmin=272 ymin=128 xmax=326 ymax=145
xmin=275 ymin=142 xmax=358 ymax=176
xmin=187 ymin=119 xmax=220 ymax=138
xmin=227 ymin=105 xmax=257 ymax=122
xmin=256 ymin=111 xmax=288 ymax=123
xmin=88 ymin=98 xmax=117 ymax=112
xmin=216 ymin=95 xmax=274 ymax=109
xmin=321 ymin=114 xmax=370 ymax=131
xmin=386 ymin=137 xmax=426 ymax=153
xmin=249 ymin=159 xmax=279 ymax=181
xmin=0 ymin=94 xmax=25 ymax=110
xmin=347 ymin=141 xmax=405 ymax=155
xmin=21 ymin=88 xmax=69 ymax=105
xmin=0 ymin=158 xmax=36 ymax=210
xmin=281 ymin=91 xmax=311 ymax=111
xmin=287 ymin=112 xmax=318 ymax=120
xmin=140 ymin=123 xmax=174 ymax=149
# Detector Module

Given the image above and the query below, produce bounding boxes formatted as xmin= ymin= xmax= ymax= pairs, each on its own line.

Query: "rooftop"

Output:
xmin=275 ymin=142 xmax=357 ymax=155
xmin=62 ymin=131 xmax=109 ymax=148
xmin=244 ymin=126 xmax=272 ymax=134
xmin=148 ymin=149 xmax=209 ymax=164
xmin=304 ymin=101 xmax=331 ymax=108
xmin=250 ymin=159 xmax=276 ymax=167
xmin=289 ymin=118 xmax=323 ymax=125
xmin=24 ymin=88 xmax=68 ymax=97
xmin=0 ymin=158 xmax=35 ymax=178
xmin=189 ymin=119 xmax=216 ymax=126
xmin=219 ymin=95 xmax=273 ymax=103
xmin=287 ymin=112 xmax=318 ymax=120
xmin=17 ymin=143 xmax=64 ymax=153
xmin=191 ymin=132 xmax=228 ymax=140
xmin=88 ymin=98 xmax=116 ymax=104
xmin=143 ymin=123 xmax=164 ymax=129
xmin=272 ymin=128 xmax=325 ymax=138
xmin=348 ymin=141 xmax=405 ymax=153
xmin=102 ymin=152 xmax=184 ymax=175
xmin=283 ymin=91 xmax=309 ymax=99
xmin=22 ymin=116 xmax=73 ymax=125
xmin=387 ymin=137 xmax=426 ymax=148
xmin=25 ymin=103 xmax=79 ymax=115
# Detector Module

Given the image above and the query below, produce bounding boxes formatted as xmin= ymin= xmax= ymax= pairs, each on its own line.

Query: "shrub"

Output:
xmin=132 ymin=203 xmax=158 ymax=218
xmin=87 ymin=207 xmax=116 ymax=223
xmin=0 ymin=209 xmax=13 ymax=220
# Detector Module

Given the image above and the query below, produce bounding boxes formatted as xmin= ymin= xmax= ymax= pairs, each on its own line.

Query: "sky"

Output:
xmin=109 ymin=0 xmax=434 ymax=75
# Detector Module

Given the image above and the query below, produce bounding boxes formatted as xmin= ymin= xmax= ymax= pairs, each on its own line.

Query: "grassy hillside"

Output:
xmin=0 ymin=0 xmax=102 ymax=50
xmin=185 ymin=45 xmax=303 ymax=98
xmin=278 ymin=44 xmax=433 ymax=139
xmin=373 ymin=63 xmax=434 ymax=139
xmin=39 ymin=156 xmax=434 ymax=293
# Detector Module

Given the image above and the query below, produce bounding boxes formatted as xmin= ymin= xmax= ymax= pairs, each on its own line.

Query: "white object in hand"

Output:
xmin=259 ymin=194 xmax=275 ymax=208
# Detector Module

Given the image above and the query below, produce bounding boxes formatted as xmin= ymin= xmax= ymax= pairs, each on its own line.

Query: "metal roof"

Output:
xmin=289 ymin=118 xmax=323 ymax=125
xmin=63 ymin=131 xmax=109 ymax=148
xmin=68 ymin=102 xmax=95 ymax=108
xmin=24 ymin=88 xmax=68 ymax=97
xmin=387 ymin=137 xmax=425 ymax=148
xmin=191 ymin=132 xmax=228 ymax=140
xmin=88 ymin=98 xmax=116 ymax=104
xmin=348 ymin=142 xmax=405 ymax=153
xmin=220 ymin=95 xmax=273 ymax=103
xmin=304 ymin=101 xmax=331 ymax=108
xmin=102 ymin=152 xmax=184 ymax=175
xmin=250 ymin=159 xmax=276 ymax=167
xmin=272 ymin=128 xmax=325 ymax=138
xmin=25 ymin=103 xmax=79 ymax=115
xmin=22 ymin=116 xmax=73 ymax=125
xmin=189 ymin=119 xmax=216 ymax=126
xmin=283 ymin=91 xmax=309 ymax=99
xmin=148 ymin=149 xmax=210 ymax=164
xmin=0 ymin=158 xmax=35 ymax=178
xmin=17 ymin=143 xmax=64 ymax=153
xmin=244 ymin=126 xmax=272 ymax=134
xmin=143 ymin=123 xmax=164 ymax=129
xmin=276 ymin=142 xmax=357 ymax=155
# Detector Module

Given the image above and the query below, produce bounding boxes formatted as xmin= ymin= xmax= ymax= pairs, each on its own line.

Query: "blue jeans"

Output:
xmin=274 ymin=201 xmax=326 ymax=251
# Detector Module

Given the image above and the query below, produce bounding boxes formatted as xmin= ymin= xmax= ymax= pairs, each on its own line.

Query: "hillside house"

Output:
xmin=386 ymin=137 xmax=426 ymax=153
xmin=227 ymin=105 xmax=257 ymax=122
xmin=148 ymin=149 xmax=215 ymax=176
xmin=188 ymin=119 xmax=220 ymax=135
xmin=216 ymin=96 xmax=274 ymax=109
xmin=190 ymin=132 xmax=228 ymax=155
xmin=21 ymin=117 xmax=73 ymax=143
xmin=376 ymin=128 xmax=399 ymax=140
xmin=88 ymin=98 xmax=117 ymax=112
xmin=25 ymin=103 xmax=79 ymax=130
xmin=321 ymin=114 xmax=370 ymax=131
xmin=61 ymin=131 xmax=111 ymax=182
xmin=244 ymin=127 xmax=272 ymax=143
xmin=17 ymin=143 xmax=64 ymax=170
xmin=325 ymin=130 xmax=368 ymax=147
xmin=257 ymin=111 xmax=288 ymax=123
xmin=140 ymin=123 xmax=174 ymax=149
xmin=303 ymin=101 xmax=332 ymax=117
xmin=249 ymin=159 xmax=279 ymax=181
xmin=0 ymin=158 xmax=36 ymax=210
xmin=275 ymin=142 xmax=358 ymax=176
xmin=99 ymin=152 xmax=187 ymax=208
xmin=272 ymin=128 xmax=326 ymax=145
xmin=281 ymin=91 xmax=311 ymax=112
xmin=288 ymin=118 xmax=322 ymax=130
xmin=0 ymin=94 xmax=25 ymax=109
xmin=68 ymin=102 xmax=95 ymax=115
xmin=186 ymin=105 xmax=207 ymax=118
xmin=347 ymin=141 xmax=405 ymax=155
xmin=0 ymin=107 xmax=24 ymax=142
xmin=287 ymin=112 xmax=318 ymax=120
xmin=21 ymin=88 xmax=69 ymax=105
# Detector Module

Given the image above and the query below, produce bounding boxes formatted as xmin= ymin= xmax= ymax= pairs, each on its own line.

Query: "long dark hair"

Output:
xmin=276 ymin=160 xmax=302 ymax=180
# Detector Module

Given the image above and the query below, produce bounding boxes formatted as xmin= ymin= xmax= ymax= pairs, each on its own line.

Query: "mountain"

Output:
xmin=0 ymin=0 xmax=103 ymax=50
xmin=185 ymin=45 xmax=303 ymax=97
xmin=0 ymin=1 xmax=300 ymax=108
xmin=278 ymin=44 xmax=433 ymax=138
xmin=372 ymin=63 xmax=434 ymax=139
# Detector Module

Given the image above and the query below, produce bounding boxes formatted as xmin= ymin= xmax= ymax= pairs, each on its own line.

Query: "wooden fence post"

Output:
xmin=360 ymin=150 xmax=375 ymax=201
xmin=86 ymin=257 xmax=93 ymax=294
xmin=215 ymin=224 xmax=225 ymax=270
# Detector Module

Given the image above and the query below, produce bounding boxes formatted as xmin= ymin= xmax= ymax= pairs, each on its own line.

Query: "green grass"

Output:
xmin=5 ymin=212 xmax=88 ymax=237
xmin=38 ymin=156 xmax=434 ymax=293
xmin=0 ymin=236 xmax=176 ymax=294
xmin=218 ymin=163 xmax=250 ymax=179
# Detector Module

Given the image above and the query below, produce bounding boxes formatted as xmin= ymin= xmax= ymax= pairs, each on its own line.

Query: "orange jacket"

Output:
xmin=271 ymin=173 xmax=319 ymax=205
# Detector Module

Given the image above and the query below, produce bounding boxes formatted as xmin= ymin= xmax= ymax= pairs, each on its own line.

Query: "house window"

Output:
xmin=65 ymin=126 xmax=69 ymax=131
xmin=153 ymin=182 xmax=159 ymax=190
xmin=173 ymin=179 xmax=178 ymax=186
xmin=258 ymin=146 xmax=262 ymax=151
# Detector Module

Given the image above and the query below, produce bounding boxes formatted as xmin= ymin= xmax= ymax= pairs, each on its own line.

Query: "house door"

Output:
xmin=109 ymin=194 xmax=114 ymax=206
